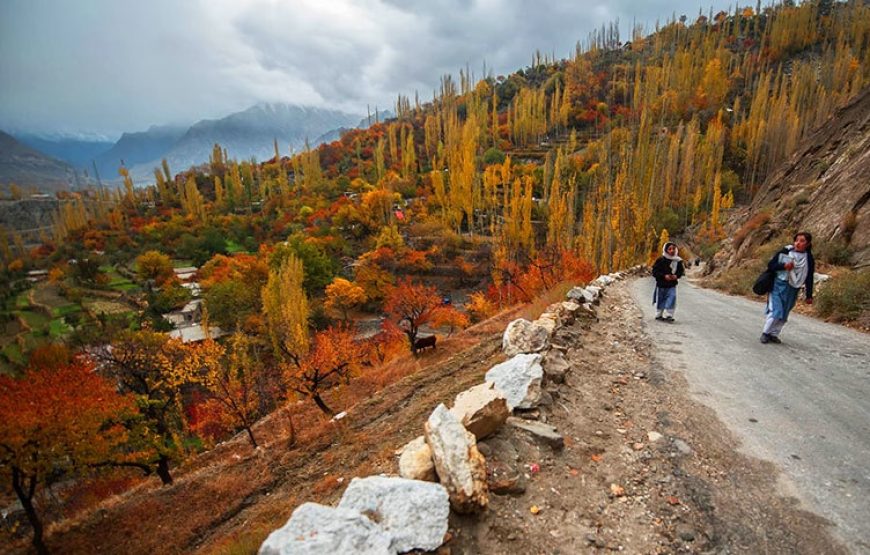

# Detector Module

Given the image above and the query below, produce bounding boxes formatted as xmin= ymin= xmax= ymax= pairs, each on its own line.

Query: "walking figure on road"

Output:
xmin=761 ymin=232 xmax=815 ymax=344
xmin=652 ymin=242 xmax=685 ymax=322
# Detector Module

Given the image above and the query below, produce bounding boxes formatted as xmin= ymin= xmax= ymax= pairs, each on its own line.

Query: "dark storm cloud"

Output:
xmin=0 ymin=0 xmax=732 ymax=136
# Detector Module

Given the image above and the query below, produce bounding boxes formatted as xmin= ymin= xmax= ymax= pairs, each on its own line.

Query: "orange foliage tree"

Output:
xmin=0 ymin=360 xmax=133 ymax=555
xmin=288 ymin=325 xmax=365 ymax=415
xmin=384 ymin=279 xmax=464 ymax=355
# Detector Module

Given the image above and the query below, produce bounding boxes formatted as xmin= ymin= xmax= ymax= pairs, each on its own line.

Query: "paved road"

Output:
xmin=629 ymin=279 xmax=870 ymax=553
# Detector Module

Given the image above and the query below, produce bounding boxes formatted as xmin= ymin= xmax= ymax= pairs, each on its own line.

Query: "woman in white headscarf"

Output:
xmin=761 ymin=231 xmax=815 ymax=344
xmin=652 ymin=242 xmax=685 ymax=322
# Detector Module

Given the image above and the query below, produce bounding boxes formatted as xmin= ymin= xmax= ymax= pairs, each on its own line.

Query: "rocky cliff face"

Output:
xmin=0 ymin=198 xmax=59 ymax=239
xmin=732 ymin=87 xmax=870 ymax=268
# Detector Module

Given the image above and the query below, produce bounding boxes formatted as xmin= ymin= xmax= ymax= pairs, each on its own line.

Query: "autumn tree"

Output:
xmin=195 ymin=335 xmax=262 ymax=447
xmin=0 ymin=361 xmax=133 ymax=555
xmin=430 ymin=306 xmax=470 ymax=336
xmin=136 ymin=250 xmax=175 ymax=287
xmin=324 ymin=277 xmax=367 ymax=321
xmin=262 ymin=253 xmax=309 ymax=363
xmin=288 ymin=325 xmax=364 ymax=415
xmin=94 ymin=331 xmax=204 ymax=485
xmin=384 ymin=279 xmax=461 ymax=355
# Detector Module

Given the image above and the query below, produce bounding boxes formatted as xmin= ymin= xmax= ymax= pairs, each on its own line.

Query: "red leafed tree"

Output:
xmin=287 ymin=325 xmax=364 ymax=415
xmin=0 ymin=360 xmax=134 ymax=555
xmin=384 ymin=279 xmax=464 ymax=355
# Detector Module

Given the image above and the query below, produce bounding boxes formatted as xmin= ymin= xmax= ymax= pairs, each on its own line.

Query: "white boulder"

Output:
xmin=485 ymin=353 xmax=544 ymax=410
xmin=338 ymin=476 xmax=449 ymax=553
xmin=450 ymin=382 xmax=510 ymax=440
xmin=502 ymin=318 xmax=550 ymax=356
xmin=258 ymin=502 xmax=394 ymax=555
xmin=424 ymin=404 xmax=488 ymax=513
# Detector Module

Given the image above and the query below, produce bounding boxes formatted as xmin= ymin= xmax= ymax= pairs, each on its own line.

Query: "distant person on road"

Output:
xmin=760 ymin=231 xmax=815 ymax=344
xmin=652 ymin=242 xmax=685 ymax=322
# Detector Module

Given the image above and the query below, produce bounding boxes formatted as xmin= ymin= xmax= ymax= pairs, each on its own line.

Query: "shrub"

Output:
xmin=707 ymin=263 xmax=762 ymax=296
xmin=815 ymin=270 xmax=870 ymax=325
xmin=733 ymin=211 xmax=771 ymax=251
xmin=815 ymin=240 xmax=853 ymax=266
xmin=483 ymin=147 xmax=506 ymax=165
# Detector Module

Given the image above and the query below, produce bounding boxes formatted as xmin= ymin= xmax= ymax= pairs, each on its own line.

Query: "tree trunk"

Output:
xmin=312 ymin=394 xmax=334 ymax=416
xmin=244 ymin=426 xmax=258 ymax=448
xmin=156 ymin=455 xmax=173 ymax=485
xmin=11 ymin=468 xmax=48 ymax=555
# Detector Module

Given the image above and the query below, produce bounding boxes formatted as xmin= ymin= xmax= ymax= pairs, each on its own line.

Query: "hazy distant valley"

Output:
xmin=1 ymin=103 xmax=391 ymax=190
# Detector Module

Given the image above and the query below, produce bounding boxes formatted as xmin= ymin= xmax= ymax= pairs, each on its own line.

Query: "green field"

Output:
xmin=226 ymin=240 xmax=246 ymax=254
xmin=52 ymin=304 xmax=82 ymax=317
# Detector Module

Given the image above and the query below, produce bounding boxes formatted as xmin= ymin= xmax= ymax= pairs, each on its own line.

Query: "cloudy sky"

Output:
xmin=0 ymin=0 xmax=734 ymax=139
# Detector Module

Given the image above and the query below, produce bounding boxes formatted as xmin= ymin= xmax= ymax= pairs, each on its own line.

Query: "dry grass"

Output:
xmin=815 ymin=269 xmax=870 ymax=327
xmin=733 ymin=211 xmax=771 ymax=251
xmin=14 ymin=291 xmax=556 ymax=555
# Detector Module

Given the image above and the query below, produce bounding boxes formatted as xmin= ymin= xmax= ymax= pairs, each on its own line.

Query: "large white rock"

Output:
xmin=567 ymin=286 xmax=598 ymax=305
xmin=424 ymin=404 xmax=488 ymax=513
xmin=338 ymin=476 xmax=449 ymax=553
xmin=485 ymin=353 xmax=544 ymax=410
xmin=450 ymin=382 xmax=510 ymax=439
xmin=594 ymin=274 xmax=615 ymax=287
xmin=502 ymin=318 xmax=550 ymax=356
xmin=398 ymin=436 xmax=436 ymax=482
xmin=258 ymin=502 xmax=394 ymax=555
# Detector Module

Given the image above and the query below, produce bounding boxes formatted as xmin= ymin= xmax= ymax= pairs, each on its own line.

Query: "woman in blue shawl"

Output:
xmin=761 ymin=232 xmax=815 ymax=344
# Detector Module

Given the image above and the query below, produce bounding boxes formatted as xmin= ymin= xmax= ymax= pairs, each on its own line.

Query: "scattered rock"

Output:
xmin=398 ymin=436 xmax=437 ymax=482
xmin=537 ymin=391 xmax=554 ymax=407
xmin=337 ymin=476 xmax=449 ymax=553
xmin=676 ymin=524 xmax=696 ymax=542
xmin=424 ymin=404 xmax=488 ymax=514
xmin=486 ymin=438 xmax=520 ymax=463
xmin=450 ymin=382 xmax=510 ymax=440
xmin=258 ymin=502 xmax=394 ymax=555
xmin=542 ymin=350 xmax=571 ymax=384
xmin=506 ymin=417 xmax=565 ymax=450
xmin=485 ymin=353 xmax=544 ymax=410
xmin=487 ymin=459 xmax=527 ymax=495
xmin=647 ymin=431 xmax=664 ymax=443
xmin=502 ymin=319 xmax=550 ymax=356
xmin=476 ymin=441 xmax=492 ymax=457
xmin=673 ymin=438 xmax=693 ymax=455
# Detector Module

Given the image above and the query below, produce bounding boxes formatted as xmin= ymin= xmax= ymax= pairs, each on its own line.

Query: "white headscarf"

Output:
xmin=786 ymin=246 xmax=809 ymax=288
xmin=662 ymin=242 xmax=682 ymax=273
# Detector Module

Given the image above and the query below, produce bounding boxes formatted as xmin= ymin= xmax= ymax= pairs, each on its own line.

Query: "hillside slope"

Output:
xmin=0 ymin=131 xmax=73 ymax=191
xmin=730 ymin=86 xmax=870 ymax=268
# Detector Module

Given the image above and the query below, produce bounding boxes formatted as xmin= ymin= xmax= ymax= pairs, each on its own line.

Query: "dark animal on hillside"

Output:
xmin=413 ymin=335 xmax=437 ymax=352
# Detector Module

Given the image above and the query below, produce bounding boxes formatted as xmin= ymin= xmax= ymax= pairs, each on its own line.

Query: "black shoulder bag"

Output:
xmin=752 ymin=268 xmax=775 ymax=295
